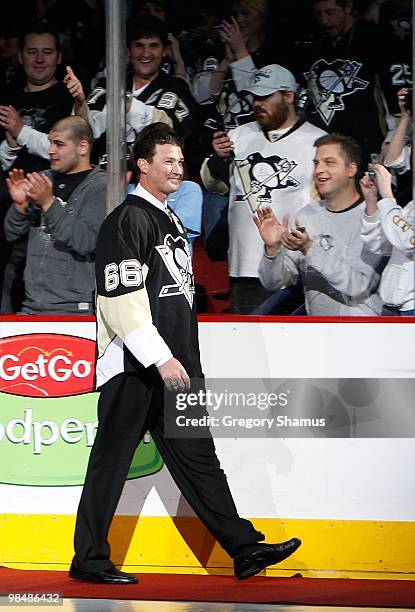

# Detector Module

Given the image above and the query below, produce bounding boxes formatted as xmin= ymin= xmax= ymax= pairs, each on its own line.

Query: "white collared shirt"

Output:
xmin=131 ymin=183 xmax=169 ymax=215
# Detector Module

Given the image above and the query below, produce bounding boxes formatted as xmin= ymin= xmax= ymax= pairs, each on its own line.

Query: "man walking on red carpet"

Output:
xmin=69 ymin=123 xmax=301 ymax=585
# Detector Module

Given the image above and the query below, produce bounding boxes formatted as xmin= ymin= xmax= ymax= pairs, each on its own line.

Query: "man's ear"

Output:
xmin=348 ymin=160 xmax=358 ymax=179
xmin=79 ymin=139 xmax=90 ymax=156
xmin=137 ymin=157 xmax=149 ymax=175
xmin=285 ymin=91 xmax=295 ymax=105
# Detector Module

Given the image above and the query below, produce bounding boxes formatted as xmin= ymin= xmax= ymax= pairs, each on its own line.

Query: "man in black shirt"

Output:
xmin=87 ymin=15 xmax=200 ymax=142
xmin=69 ymin=123 xmax=301 ymax=585
xmin=0 ymin=22 xmax=73 ymax=173
xmin=0 ymin=22 xmax=75 ymax=313
xmin=302 ymin=0 xmax=411 ymax=165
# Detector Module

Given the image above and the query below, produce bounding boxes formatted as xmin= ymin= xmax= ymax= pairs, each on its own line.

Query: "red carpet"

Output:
xmin=1 ymin=568 xmax=415 ymax=607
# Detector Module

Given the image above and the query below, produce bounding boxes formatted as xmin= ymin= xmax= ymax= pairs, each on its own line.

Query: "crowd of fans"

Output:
xmin=0 ymin=0 xmax=413 ymax=316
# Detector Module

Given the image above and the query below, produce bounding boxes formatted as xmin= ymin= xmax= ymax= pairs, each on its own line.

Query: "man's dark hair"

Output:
xmin=19 ymin=22 xmax=61 ymax=52
xmin=314 ymin=132 xmax=361 ymax=168
xmin=127 ymin=14 xmax=169 ymax=47
xmin=133 ymin=122 xmax=183 ymax=162
xmin=52 ymin=116 xmax=94 ymax=146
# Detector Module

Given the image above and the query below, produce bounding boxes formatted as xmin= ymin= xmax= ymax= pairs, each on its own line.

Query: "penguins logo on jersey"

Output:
xmin=20 ymin=106 xmax=50 ymax=130
xmin=317 ymin=233 xmax=334 ymax=251
xmin=305 ymin=59 xmax=369 ymax=126
xmin=235 ymin=152 xmax=300 ymax=213
xmin=156 ymin=234 xmax=194 ymax=307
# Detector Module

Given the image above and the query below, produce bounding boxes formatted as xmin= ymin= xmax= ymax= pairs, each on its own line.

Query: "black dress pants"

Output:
xmin=72 ymin=373 xmax=264 ymax=571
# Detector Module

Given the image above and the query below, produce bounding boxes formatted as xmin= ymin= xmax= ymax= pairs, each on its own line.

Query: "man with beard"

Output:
xmin=201 ymin=64 xmax=326 ymax=313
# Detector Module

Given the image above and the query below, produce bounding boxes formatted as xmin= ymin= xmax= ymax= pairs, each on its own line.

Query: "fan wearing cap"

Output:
xmin=201 ymin=64 xmax=326 ymax=313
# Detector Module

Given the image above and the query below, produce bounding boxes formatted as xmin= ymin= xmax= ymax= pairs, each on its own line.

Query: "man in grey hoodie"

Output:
xmin=4 ymin=115 xmax=106 ymax=314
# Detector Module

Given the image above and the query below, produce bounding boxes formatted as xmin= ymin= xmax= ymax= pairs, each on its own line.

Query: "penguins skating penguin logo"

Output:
xmin=235 ymin=152 xmax=300 ymax=212
xmin=305 ymin=59 xmax=369 ymax=126
xmin=156 ymin=235 xmax=195 ymax=307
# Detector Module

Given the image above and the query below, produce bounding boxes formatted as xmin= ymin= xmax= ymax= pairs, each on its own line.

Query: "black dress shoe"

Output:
xmin=233 ymin=538 xmax=301 ymax=580
xmin=69 ymin=565 xmax=138 ymax=584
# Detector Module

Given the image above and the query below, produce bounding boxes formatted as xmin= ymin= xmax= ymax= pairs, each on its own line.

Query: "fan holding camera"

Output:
xmin=360 ymin=162 xmax=414 ymax=316
xmin=382 ymin=86 xmax=412 ymax=206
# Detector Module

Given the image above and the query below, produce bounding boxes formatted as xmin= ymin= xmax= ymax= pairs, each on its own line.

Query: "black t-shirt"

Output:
xmin=53 ymin=169 xmax=93 ymax=201
xmin=0 ymin=82 xmax=73 ymax=173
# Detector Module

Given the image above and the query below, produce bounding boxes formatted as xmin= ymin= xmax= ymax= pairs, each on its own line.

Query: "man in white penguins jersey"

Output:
xmin=255 ymin=133 xmax=388 ymax=316
xmin=201 ymin=64 xmax=326 ymax=313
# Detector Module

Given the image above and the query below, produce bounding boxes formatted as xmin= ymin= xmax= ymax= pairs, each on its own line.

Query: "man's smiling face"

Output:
xmin=313 ymin=143 xmax=357 ymax=198
xmin=128 ymin=35 xmax=165 ymax=80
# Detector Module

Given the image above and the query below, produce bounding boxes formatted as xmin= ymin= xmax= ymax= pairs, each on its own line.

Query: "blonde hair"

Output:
xmin=232 ymin=0 xmax=268 ymax=17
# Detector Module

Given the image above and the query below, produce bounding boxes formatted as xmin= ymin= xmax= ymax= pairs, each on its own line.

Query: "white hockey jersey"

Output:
xmin=202 ymin=119 xmax=326 ymax=278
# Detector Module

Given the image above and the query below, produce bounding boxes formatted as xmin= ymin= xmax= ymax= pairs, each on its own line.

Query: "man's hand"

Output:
xmin=224 ymin=42 xmax=236 ymax=63
xmin=397 ymin=87 xmax=411 ymax=118
xmin=166 ymin=32 xmax=180 ymax=61
xmin=0 ymin=105 xmax=25 ymax=139
xmin=166 ymin=33 xmax=185 ymax=67
xmin=158 ymin=357 xmax=191 ymax=392
xmin=370 ymin=163 xmax=394 ymax=200
xmin=6 ymin=168 xmax=30 ymax=213
xmin=281 ymin=218 xmax=311 ymax=254
xmin=253 ymin=206 xmax=289 ymax=256
xmin=360 ymin=170 xmax=379 ymax=216
xmin=220 ymin=17 xmax=248 ymax=59
xmin=63 ymin=66 xmax=89 ymax=122
xmin=212 ymin=130 xmax=234 ymax=158
xmin=24 ymin=173 xmax=54 ymax=211
xmin=63 ymin=66 xmax=86 ymax=104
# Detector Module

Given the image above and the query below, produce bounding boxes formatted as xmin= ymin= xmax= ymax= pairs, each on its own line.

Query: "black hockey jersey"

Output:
xmin=88 ymin=72 xmax=201 ymax=138
xmin=95 ymin=194 xmax=202 ymax=387
xmin=301 ymin=19 xmax=411 ymax=158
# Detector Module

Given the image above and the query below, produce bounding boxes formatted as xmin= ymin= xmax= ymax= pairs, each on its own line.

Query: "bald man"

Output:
xmin=4 ymin=116 xmax=107 ymax=314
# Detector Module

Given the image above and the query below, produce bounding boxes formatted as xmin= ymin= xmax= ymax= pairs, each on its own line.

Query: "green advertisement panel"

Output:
xmin=0 ymin=392 xmax=163 ymax=486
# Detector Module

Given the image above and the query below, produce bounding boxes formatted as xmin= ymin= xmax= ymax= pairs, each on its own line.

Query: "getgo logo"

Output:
xmin=0 ymin=334 xmax=95 ymax=397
